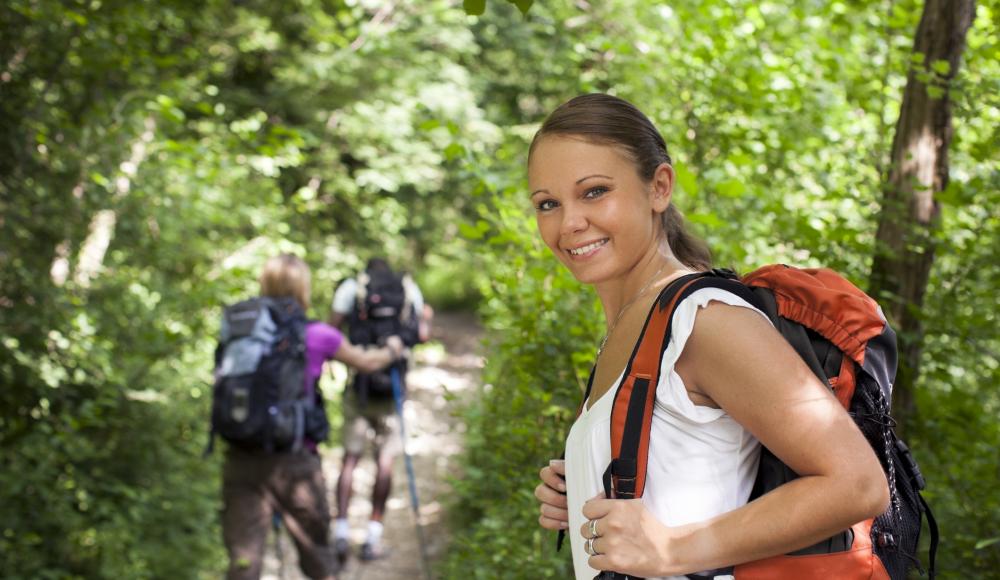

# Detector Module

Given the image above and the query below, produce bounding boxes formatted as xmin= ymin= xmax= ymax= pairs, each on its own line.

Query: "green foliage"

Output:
xmin=1 ymin=0 xmax=997 ymax=577
xmin=0 ymin=270 xmax=227 ymax=579
xmin=465 ymin=0 xmax=534 ymax=16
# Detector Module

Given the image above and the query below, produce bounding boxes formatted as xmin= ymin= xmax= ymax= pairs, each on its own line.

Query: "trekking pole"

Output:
xmin=390 ymin=366 xmax=433 ymax=580
xmin=272 ymin=511 xmax=285 ymax=580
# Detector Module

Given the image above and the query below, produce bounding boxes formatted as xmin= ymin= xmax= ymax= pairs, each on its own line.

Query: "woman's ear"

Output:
xmin=649 ymin=162 xmax=674 ymax=213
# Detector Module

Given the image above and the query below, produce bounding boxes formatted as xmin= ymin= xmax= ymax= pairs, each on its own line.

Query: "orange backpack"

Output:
xmin=574 ymin=266 xmax=937 ymax=580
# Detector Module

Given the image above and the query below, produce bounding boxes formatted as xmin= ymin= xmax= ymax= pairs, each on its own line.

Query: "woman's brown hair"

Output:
xmin=528 ymin=93 xmax=712 ymax=270
xmin=259 ymin=253 xmax=311 ymax=311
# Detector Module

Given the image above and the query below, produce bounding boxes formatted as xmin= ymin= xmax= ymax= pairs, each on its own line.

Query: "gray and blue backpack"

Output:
xmin=207 ymin=297 xmax=328 ymax=453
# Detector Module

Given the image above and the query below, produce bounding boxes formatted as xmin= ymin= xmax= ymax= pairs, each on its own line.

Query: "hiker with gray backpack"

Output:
xmin=209 ymin=254 xmax=406 ymax=580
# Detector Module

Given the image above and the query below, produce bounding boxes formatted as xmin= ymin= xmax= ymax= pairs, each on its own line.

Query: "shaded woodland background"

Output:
xmin=1 ymin=0 xmax=997 ymax=578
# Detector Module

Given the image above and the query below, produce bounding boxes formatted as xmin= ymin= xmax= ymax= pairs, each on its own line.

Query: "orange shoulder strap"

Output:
xmin=605 ymin=271 xmax=758 ymax=499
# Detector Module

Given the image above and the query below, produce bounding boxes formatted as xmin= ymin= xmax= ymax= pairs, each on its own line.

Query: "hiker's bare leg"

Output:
xmin=336 ymin=453 xmax=361 ymax=517
xmin=370 ymin=444 xmax=395 ymax=521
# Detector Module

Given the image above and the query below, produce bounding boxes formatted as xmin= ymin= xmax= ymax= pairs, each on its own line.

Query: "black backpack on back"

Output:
xmin=345 ymin=268 xmax=420 ymax=402
xmin=346 ymin=268 xmax=420 ymax=346
xmin=208 ymin=297 xmax=328 ymax=453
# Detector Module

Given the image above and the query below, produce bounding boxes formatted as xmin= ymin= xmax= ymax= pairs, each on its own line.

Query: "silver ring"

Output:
xmin=588 ymin=518 xmax=600 ymax=538
xmin=585 ymin=536 xmax=600 ymax=556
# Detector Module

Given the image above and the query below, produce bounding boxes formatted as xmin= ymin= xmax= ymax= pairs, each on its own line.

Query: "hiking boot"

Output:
xmin=335 ymin=537 xmax=351 ymax=566
xmin=359 ymin=540 xmax=389 ymax=561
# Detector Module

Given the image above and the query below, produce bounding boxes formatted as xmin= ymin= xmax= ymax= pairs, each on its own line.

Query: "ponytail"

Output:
xmin=661 ymin=205 xmax=712 ymax=271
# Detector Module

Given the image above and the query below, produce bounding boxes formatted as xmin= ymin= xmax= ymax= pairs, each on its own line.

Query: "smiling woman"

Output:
xmin=529 ymin=137 xmax=675 ymax=289
xmin=529 ymin=94 xmax=889 ymax=580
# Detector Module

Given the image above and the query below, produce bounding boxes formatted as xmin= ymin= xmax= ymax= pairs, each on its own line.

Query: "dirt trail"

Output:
xmin=262 ymin=311 xmax=483 ymax=580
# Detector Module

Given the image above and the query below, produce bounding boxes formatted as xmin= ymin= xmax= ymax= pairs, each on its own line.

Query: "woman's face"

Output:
xmin=528 ymin=135 xmax=670 ymax=286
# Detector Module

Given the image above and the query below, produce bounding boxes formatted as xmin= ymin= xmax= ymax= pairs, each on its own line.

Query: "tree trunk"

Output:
xmin=61 ymin=117 xmax=156 ymax=287
xmin=869 ymin=0 xmax=976 ymax=432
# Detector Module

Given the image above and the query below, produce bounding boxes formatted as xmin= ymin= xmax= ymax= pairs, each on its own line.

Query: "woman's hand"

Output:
xmin=534 ymin=459 xmax=569 ymax=530
xmin=581 ymin=495 xmax=677 ymax=577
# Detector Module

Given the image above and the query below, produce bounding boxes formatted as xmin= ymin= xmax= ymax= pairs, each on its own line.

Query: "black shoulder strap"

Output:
xmin=578 ymin=365 xmax=597 ymax=415
xmin=921 ymin=493 xmax=939 ymax=579
xmin=355 ymin=271 xmax=370 ymax=316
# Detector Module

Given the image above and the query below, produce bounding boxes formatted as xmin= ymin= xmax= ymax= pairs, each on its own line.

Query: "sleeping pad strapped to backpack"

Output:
xmin=564 ymin=266 xmax=937 ymax=580
xmin=208 ymin=297 xmax=329 ymax=453
xmin=346 ymin=268 xmax=421 ymax=404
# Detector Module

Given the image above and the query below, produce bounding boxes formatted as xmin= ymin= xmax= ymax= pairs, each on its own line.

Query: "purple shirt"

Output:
xmin=303 ymin=322 xmax=343 ymax=451
xmin=305 ymin=322 xmax=343 ymax=395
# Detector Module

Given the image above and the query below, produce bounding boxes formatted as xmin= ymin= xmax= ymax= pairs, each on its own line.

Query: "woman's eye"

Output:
xmin=535 ymin=199 xmax=558 ymax=212
xmin=584 ymin=186 xmax=608 ymax=199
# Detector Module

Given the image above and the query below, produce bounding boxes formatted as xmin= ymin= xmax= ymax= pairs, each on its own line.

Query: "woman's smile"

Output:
xmin=566 ymin=238 xmax=609 ymax=258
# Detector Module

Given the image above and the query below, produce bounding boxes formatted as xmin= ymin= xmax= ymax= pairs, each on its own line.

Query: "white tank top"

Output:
xmin=565 ymin=288 xmax=768 ymax=580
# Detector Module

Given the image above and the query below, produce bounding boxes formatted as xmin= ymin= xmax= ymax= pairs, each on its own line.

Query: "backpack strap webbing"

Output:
xmin=400 ymin=274 xmax=415 ymax=324
xmin=203 ymin=428 xmax=216 ymax=457
xmin=577 ymin=365 xmax=597 ymax=418
xmin=355 ymin=271 xmax=370 ymax=319
xmin=922 ymin=492 xmax=939 ymax=579
xmin=603 ymin=271 xmax=759 ymax=501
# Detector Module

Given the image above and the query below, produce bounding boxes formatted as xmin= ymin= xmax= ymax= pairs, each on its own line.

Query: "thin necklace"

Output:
xmin=597 ymin=262 xmax=668 ymax=358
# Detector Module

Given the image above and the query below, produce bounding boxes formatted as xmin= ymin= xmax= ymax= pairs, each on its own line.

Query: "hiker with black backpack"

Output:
xmin=210 ymin=254 xmax=406 ymax=580
xmin=529 ymin=95 xmax=935 ymax=580
xmin=327 ymin=258 xmax=427 ymax=563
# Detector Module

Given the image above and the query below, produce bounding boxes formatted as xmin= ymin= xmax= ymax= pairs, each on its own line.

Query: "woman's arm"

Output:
xmin=583 ymin=302 xmax=889 ymax=577
xmin=332 ymin=335 xmax=404 ymax=374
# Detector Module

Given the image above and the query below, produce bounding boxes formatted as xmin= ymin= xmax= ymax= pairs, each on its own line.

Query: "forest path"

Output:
xmin=262 ymin=311 xmax=484 ymax=580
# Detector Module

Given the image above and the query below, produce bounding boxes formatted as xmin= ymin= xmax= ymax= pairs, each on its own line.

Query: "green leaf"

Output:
xmin=717 ymin=179 xmax=746 ymax=198
xmin=674 ymin=164 xmax=699 ymax=196
xmin=931 ymin=59 xmax=951 ymax=75
xmin=463 ymin=0 xmax=486 ymax=15
xmin=457 ymin=225 xmax=482 ymax=240
xmin=458 ymin=220 xmax=488 ymax=240
xmin=64 ymin=10 xmax=88 ymax=26
xmin=936 ymin=182 xmax=964 ymax=206
xmin=444 ymin=142 xmax=466 ymax=160
xmin=975 ymin=537 xmax=1000 ymax=550
xmin=509 ymin=0 xmax=534 ymax=14
xmin=687 ymin=212 xmax=724 ymax=228
xmin=90 ymin=172 xmax=110 ymax=188
xmin=729 ymin=153 xmax=753 ymax=167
